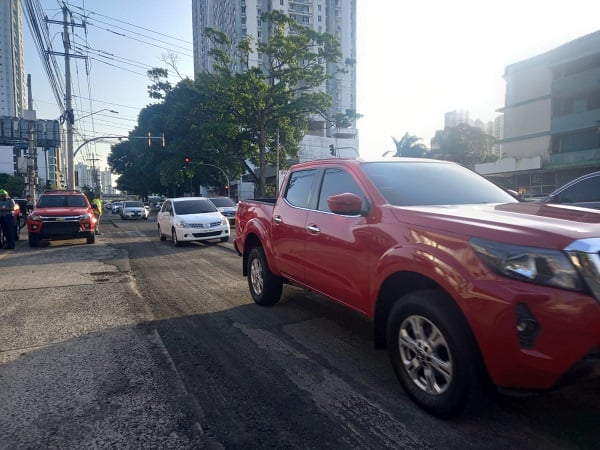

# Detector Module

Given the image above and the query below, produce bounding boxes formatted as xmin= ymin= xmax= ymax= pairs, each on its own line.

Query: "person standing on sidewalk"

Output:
xmin=0 ymin=189 xmax=17 ymax=249
xmin=92 ymin=192 xmax=103 ymax=235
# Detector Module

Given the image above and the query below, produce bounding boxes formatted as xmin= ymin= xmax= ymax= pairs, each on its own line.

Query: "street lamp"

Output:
xmin=66 ymin=109 xmax=118 ymax=189
xmin=76 ymin=109 xmax=118 ymax=122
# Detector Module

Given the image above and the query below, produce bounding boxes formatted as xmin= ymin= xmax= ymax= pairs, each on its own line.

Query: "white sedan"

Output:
xmin=120 ymin=200 xmax=149 ymax=220
xmin=157 ymin=197 xmax=230 ymax=246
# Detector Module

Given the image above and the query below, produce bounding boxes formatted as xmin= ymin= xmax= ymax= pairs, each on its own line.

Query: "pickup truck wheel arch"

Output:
xmin=247 ymin=246 xmax=283 ymax=306
xmin=386 ymin=290 xmax=492 ymax=418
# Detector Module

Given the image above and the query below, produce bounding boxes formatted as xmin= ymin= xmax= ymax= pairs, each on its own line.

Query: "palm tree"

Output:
xmin=383 ymin=132 xmax=428 ymax=157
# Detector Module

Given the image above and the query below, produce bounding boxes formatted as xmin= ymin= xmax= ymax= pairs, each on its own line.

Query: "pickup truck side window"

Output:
xmin=317 ymin=168 xmax=366 ymax=213
xmin=284 ymin=169 xmax=316 ymax=208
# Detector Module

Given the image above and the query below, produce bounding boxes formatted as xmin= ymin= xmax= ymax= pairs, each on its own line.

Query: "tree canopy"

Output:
xmin=430 ymin=123 xmax=497 ymax=167
xmin=108 ymin=11 xmax=353 ymax=198
xmin=384 ymin=133 xmax=428 ymax=158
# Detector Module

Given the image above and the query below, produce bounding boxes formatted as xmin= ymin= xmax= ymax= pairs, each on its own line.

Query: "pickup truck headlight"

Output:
xmin=29 ymin=213 xmax=42 ymax=221
xmin=470 ymin=238 xmax=587 ymax=294
xmin=79 ymin=213 xmax=93 ymax=220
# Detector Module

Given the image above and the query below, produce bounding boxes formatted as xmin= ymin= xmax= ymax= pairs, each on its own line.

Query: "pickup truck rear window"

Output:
xmin=362 ymin=161 xmax=517 ymax=206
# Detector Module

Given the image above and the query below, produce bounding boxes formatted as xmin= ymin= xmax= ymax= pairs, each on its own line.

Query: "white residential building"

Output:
xmin=192 ymin=0 xmax=358 ymax=161
xmin=0 ymin=0 xmax=26 ymax=117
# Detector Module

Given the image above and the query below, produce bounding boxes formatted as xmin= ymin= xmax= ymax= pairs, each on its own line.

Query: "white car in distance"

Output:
xmin=120 ymin=200 xmax=149 ymax=220
xmin=157 ymin=197 xmax=230 ymax=246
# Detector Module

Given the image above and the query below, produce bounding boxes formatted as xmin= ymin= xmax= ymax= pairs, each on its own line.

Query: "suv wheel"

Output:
xmin=28 ymin=234 xmax=40 ymax=247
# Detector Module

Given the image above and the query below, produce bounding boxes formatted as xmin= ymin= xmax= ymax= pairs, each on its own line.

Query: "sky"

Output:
xmin=23 ymin=0 xmax=600 ymax=170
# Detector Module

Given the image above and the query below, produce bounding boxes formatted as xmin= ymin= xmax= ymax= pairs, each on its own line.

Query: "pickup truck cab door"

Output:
xmin=271 ymin=169 xmax=317 ymax=285
xmin=304 ymin=167 xmax=371 ymax=313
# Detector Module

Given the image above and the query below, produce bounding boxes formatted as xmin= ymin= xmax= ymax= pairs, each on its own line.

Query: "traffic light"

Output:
xmin=184 ymin=156 xmax=191 ymax=164
xmin=161 ymin=133 xmax=166 ymax=147
xmin=147 ymin=131 xmax=152 ymax=147
xmin=329 ymin=144 xmax=336 ymax=156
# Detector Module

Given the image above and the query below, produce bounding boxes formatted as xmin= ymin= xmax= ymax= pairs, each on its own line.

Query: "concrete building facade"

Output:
xmin=0 ymin=0 xmax=26 ymax=117
xmin=477 ymin=31 xmax=600 ymax=195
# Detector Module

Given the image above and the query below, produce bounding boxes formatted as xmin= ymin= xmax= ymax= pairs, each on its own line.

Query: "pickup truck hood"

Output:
xmin=394 ymin=202 xmax=600 ymax=249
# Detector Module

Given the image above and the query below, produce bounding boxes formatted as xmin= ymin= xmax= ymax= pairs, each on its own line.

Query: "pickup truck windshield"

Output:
xmin=362 ymin=161 xmax=517 ymax=206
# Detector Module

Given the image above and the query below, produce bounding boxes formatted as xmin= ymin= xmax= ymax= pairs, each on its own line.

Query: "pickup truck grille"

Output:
xmin=40 ymin=216 xmax=81 ymax=221
xmin=565 ymin=238 xmax=600 ymax=302
xmin=42 ymin=221 xmax=82 ymax=235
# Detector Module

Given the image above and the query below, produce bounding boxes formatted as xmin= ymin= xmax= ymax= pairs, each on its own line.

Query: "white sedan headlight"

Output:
xmin=174 ymin=219 xmax=188 ymax=229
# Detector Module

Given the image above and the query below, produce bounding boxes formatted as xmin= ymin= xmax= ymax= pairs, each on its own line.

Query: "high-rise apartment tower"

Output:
xmin=192 ymin=0 xmax=358 ymax=160
xmin=0 ymin=0 xmax=26 ymax=117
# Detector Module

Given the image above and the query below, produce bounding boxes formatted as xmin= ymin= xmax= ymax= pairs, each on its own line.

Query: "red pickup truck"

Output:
xmin=234 ymin=158 xmax=600 ymax=417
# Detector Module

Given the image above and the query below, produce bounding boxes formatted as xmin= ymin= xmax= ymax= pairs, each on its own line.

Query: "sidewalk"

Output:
xmin=0 ymin=235 xmax=207 ymax=448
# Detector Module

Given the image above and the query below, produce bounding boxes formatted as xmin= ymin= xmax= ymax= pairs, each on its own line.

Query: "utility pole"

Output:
xmin=46 ymin=3 xmax=86 ymax=189
xmin=26 ymin=75 xmax=37 ymax=199
xmin=87 ymin=156 xmax=100 ymax=194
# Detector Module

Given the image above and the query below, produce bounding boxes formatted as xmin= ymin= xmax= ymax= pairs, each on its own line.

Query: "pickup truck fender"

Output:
xmin=371 ymin=238 xmax=498 ymax=353
xmin=238 ymin=217 xmax=280 ymax=278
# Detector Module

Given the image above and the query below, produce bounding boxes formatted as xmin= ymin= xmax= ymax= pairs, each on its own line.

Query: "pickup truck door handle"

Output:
xmin=306 ymin=224 xmax=320 ymax=234
xmin=273 ymin=215 xmax=283 ymax=224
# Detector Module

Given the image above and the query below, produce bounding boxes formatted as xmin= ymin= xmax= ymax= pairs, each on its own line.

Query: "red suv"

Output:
xmin=26 ymin=190 xmax=97 ymax=247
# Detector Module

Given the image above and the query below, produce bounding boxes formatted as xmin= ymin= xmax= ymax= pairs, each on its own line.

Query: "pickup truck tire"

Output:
xmin=387 ymin=290 xmax=490 ymax=418
xmin=247 ymin=247 xmax=283 ymax=306
xmin=28 ymin=234 xmax=40 ymax=247
xmin=86 ymin=233 xmax=95 ymax=244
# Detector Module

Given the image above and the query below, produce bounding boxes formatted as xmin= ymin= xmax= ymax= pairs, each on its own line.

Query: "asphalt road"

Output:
xmin=1 ymin=214 xmax=599 ymax=449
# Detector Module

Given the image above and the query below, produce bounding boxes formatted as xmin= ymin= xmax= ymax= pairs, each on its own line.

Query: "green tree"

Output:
xmin=430 ymin=123 xmax=497 ymax=167
xmin=384 ymin=132 xmax=428 ymax=157
xmin=0 ymin=173 xmax=26 ymax=197
xmin=202 ymin=10 xmax=352 ymax=196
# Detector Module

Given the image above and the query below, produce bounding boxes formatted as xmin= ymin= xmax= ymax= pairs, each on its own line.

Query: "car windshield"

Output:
xmin=209 ymin=197 xmax=235 ymax=207
xmin=361 ymin=161 xmax=517 ymax=206
xmin=37 ymin=195 xmax=87 ymax=207
xmin=124 ymin=201 xmax=143 ymax=208
xmin=173 ymin=199 xmax=218 ymax=215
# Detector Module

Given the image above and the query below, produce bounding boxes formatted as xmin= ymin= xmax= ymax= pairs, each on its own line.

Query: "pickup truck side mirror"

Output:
xmin=327 ymin=192 xmax=364 ymax=215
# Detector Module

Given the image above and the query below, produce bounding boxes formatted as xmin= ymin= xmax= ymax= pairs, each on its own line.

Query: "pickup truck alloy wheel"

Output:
xmin=387 ymin=290 xmax=490 ymax=418
xmin=247 ymin=247 xmax=282 ymax=305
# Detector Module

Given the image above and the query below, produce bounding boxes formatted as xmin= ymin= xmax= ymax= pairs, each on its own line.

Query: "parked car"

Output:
xmin=234 ymin=158 xmax=600 ymax=417
xmin=208 ymin=196 xmax=237 ymax=225
xmin=120 ymin=200 xmax=149 ymax=220
xmin=539 ymin=171 xmax=600 ymax=209
xmin=157 ymin=197 xmax=230 ymax=246
xmin=110 ymin=201 xmax=124 ymax=214
xmin=26 ymin=190 xmax=96 ymax=246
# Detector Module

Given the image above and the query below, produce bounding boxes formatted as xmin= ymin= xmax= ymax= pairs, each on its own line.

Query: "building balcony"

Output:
xmin=551 ymin=109 xmax=600 ymax=133
xmin=546 ymin=147 xmax=600 ymax=169
xmin=552 ymin=67 xmax=600 ymax=97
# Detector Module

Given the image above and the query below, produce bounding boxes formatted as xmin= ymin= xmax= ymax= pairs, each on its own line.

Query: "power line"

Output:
xmin=67 ymin=3 xmax=193 ymax=46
